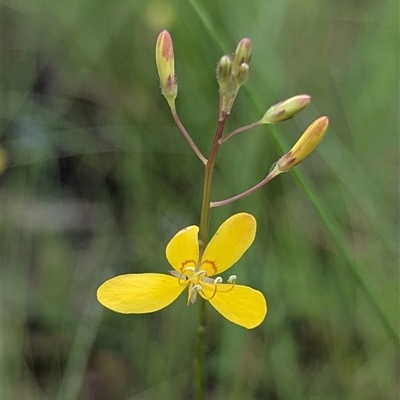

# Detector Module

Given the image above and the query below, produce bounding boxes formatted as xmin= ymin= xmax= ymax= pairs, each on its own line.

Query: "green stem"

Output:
xmin=219 ymin=120 xmax=261 ymax=144
xmin=171 ymin=110 xmax=208 ymax=165
xmin=195 ymin=298 xmax=207 ymax=400
xmin=195 ymin=112 xmax=229 ymax=400
xmin=211 ymin=169 xmax=280 ymax=208
xmin=198 ymin=113 xmax=228 ymax=246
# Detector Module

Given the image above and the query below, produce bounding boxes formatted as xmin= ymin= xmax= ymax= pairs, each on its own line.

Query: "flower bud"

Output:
xmin=155 ymin=30 xmax=177 ymax=110
xmin=261 ymin=95 xmax=311 ymax=124
xmin=275 ymin=116 xmax=329 ymax=172
xmin=232 ymin=38 xmax=252 ymax=75
xmin=235 ymin=63 xmax=250 ymax=86
xmin=217 ymin=55 xmax=233 ymax=89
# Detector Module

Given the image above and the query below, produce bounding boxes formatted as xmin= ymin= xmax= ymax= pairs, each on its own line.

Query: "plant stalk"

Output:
xmin=211 ymin=169 xmax=280 ymax=208
xmin=195 ymin=111 xmax=228 ymax=400
xmin=171 ymin=110 xmax=207 ymax=164
xmin=219 ymin=120 xmax=261 ymax=144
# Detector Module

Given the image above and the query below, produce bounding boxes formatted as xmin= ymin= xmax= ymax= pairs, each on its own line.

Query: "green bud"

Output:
xmin=217 ymin=55 xmax=233 ymax=89
xmin=235 ymin=63 xmax=250 ymax=86
xmin=261 ymin=95 xmax=311 ymax=124
xmin=218 ymin=38 xmax=251 ymax=116
xmin=232 ymin=38 xmax=252 ymax=75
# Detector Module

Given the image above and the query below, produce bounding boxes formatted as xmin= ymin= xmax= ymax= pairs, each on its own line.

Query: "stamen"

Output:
xmin=189 ymin=284 xmax=203 ymax=304
xmin=189 ymin=290 xmax=197 ymax=304
xmin=196 ymin=269 xmax=215 ymax=284
xmin=214 ymin=277 xmax=223 ymax=284
xmin=177 ymin=266 xmax=195 ymax=285
xmin=192 ymin=284 xmax=202 ymax=292
xmin=183 ymin=266 xmax=195 ymax=274
xmin=217 ymin=275 xmax=236 ymax=293
xmin=177 ymin=274 xmax=188 ymax=285
xmin=200 ymin=283 xmax=218 ymax=301
xmin=192 ymin=269 xmax=214 ymax=284
xmin=170 ymin=270 xmax=189 ymax=286
xmin=196 ymin=270 xmax=208 ymax=279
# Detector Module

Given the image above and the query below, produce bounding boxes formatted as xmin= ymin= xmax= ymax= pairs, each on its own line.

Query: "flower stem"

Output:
xmin=171 ymin=110 xmax=208 ymax=165
xmin=198 ymin=113 xmax=228 ymax=246
xmin=211 ymin=168 xmax=280 ymax=208
xmin=219 ymin=120 xmax=261 ymax=144
xmin=195 ymin=298 xmax=207 ymax=399
xmin=195 ymin=112 xmax=229 ymax=400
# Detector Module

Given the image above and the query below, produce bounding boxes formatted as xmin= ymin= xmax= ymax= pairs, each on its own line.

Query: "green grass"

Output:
xmin=2 ymin=0 xmax=398 ymax=399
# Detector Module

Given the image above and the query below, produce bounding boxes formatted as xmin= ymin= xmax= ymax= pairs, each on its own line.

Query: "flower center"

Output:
xmin=170 ymin=267 xmax=237 ymax=305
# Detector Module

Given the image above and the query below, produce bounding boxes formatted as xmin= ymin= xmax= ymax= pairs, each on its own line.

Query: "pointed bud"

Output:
xmin=261 ymin=95 xmax=311 ymax=124
xmin=235 ymin=63 xmax=250 ymax=86
xmin=232 ymin=38 xmax=252 ymax=75
xmin=155 ymin=30 xmax=177 ymax=110
xmin=275 ymin=116 xmax=329 ymax=172
xmin=217 ymin=55 xmax=233 ymax=89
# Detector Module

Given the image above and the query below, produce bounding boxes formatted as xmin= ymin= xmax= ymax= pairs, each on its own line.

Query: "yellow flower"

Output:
xmin=97 ymin=213 xmax=267 ymax=329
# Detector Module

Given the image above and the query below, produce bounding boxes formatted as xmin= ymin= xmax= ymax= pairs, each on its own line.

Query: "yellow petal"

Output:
xmin=201 ymin=213 xmax=256 ymax=276
xmin=201 ymin=283 xmax=267 ymax=329
xmin=166 ymin=225 xmax=199 ymax=273
xmin=97 ymin=273 xmax=186 ymax=314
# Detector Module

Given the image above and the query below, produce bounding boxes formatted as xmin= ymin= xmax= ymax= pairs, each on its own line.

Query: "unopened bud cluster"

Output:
xmin=154 ymin=30 xmax=329 ymax=207
xmin=217 ymin=38 xmax=252 ymax=116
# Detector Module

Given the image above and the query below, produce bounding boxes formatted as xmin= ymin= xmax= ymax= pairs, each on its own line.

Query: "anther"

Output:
xmin=228 ymin=275 xmax=236 ymax=283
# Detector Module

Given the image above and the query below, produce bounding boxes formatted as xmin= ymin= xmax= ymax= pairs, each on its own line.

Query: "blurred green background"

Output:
xmin=2 ymin=0 xmax=399 ymax=399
